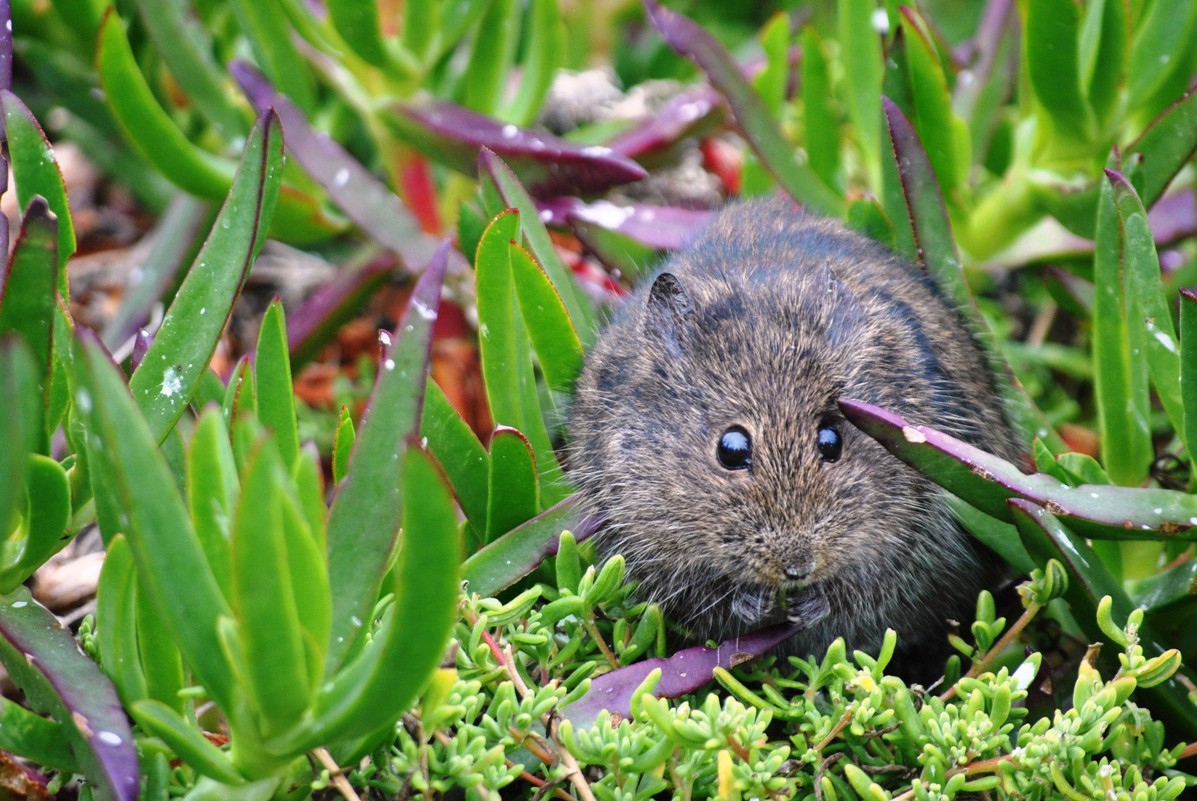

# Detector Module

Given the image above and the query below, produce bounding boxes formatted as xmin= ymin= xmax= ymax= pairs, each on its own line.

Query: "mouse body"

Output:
xmin=567 ymin=197 xmax=1023 ymax=674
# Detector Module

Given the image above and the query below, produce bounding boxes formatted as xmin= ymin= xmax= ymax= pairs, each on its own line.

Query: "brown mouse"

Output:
xmin=567 ymin=196 xmax=1023 ymax=676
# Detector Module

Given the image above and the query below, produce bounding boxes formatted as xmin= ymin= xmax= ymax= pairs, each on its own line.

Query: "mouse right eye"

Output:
xmin=717 ymin=426 xmax=753 ymax=470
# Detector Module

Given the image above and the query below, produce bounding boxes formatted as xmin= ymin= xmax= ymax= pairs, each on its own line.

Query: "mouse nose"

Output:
xmin=783 ymin=564 xmax=809 ymax=581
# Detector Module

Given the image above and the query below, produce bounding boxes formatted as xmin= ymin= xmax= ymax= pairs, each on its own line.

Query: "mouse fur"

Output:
xmin=566 ymin=196 xmax=1023 ymax=676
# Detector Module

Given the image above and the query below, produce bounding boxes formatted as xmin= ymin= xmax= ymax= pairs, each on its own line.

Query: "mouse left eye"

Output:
xmin=717 ymin=426 xmax=753 ymax=470
xmin=817 ymin=425 xmax=842 ymax=463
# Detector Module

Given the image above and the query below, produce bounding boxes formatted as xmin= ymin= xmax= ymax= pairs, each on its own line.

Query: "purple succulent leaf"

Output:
xmin=385 ymin=99 xmax=648 ymax=197
xmin=607 ymin=86 xmax=726 ymax=160
xmin=231 ymin=60 xmax=451 ymax=273
xmin=130 ymin=328 xmax=150 ymax=372
xmin=839 ymin=398 xmax=1197 ymax=539
xmin=287 ymin=258 xmax=393 ymax=367
xmin=537 ymin=197 xmax=714 ymax=250
xmin=563 ymin=623 xmax=800 ymax=728
xmin=0 ymin=588 xmax=138 ymax=801
xmin=0 ymin=0 xmax=10 ymax=93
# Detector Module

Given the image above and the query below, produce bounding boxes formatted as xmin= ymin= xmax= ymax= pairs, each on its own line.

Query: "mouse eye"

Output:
xmin=717 ymin=426 xmax=752 ymax=470
xmin=817 ymin=424 xmax=842 ymax=463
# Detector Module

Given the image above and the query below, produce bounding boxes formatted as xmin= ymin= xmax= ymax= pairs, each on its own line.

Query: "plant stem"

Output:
xmin=940 ymin=602 xmax=1041 ymax=701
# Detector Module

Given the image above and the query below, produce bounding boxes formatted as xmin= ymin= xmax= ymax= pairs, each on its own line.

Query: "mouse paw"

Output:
xmin=730 ymin=584 xmax=774 ymax=624
xmin=785 ymin=587 xmax=830 ymax=629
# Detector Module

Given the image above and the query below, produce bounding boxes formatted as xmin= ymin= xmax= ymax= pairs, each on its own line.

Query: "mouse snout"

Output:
xmin=783 ymin=564 xmax=809 ymax=581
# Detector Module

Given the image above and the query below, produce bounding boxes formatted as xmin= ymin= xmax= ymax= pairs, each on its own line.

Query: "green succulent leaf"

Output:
xmin=97 ymin=11 xmax=237 ymax=198
xmin=2 ymin=91 xmax=75 ymax=292
xmin=420 ymin=381 xmax=489 ymax=534
xmin=510 ymin=241 xmax=584 ymax=395
xmin=474 ymin=209 xmax=565 ymax=505
xmin=1182 ymin=289 xmax=1197 ymax=486
xmin=1092 ymin=171 xmax=1152 ymax=486
xmin=74 ymin=335 xmax=237 ymax=716
xmin=94 ymin=536 xmax=146 ymax=707
xmin=187 ymin=408 xmax=239 ymax=602
xmin=231 ymin=437 xmax=312 ymax=735
xmin=485 ymin=426 xmax=539 ymax=543
xmin=1107 ymin=173 xmax=1184 ymax=447
xmin=507 ymin=0 xmax=566 ymax=127
xmin=462 ymin=498 xmax=582 ymax=597
xmin=281 ymin=446 xmax=460 ymax=752
xmin=253 ymin=300 xmax=300 ymax=469
xmin=133 ymin=0 xmax=248 ymax=140
xmin=130 ymin=700 xmax=244 ymax=785
xmin=323 ymin=242 xmax=448 ymax=673
xmin=326 ymin=0 xmax=390 ymax=68
xmin=128 ymin=110 xmax=282 ymax=445
xmin=0 ymin=202 xmax=57 ymax=444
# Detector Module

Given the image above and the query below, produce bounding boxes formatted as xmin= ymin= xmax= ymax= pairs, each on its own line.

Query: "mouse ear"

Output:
xmin=644 ymin=272 xmax=692 ymax=352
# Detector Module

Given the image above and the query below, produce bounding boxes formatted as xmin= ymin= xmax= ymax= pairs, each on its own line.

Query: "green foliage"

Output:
xmin=4 ymin=0 xmax=1197 ymax=797
xmin=359 ymin=551 xmax=1193 ymax=801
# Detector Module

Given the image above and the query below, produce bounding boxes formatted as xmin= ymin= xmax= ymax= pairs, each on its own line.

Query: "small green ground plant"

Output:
xmin=2 ymin=0 xmax=1197 ymax=799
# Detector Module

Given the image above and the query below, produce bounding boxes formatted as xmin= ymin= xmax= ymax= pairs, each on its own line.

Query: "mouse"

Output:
xmin=566 ymin=196 xmax=1024 ymax=677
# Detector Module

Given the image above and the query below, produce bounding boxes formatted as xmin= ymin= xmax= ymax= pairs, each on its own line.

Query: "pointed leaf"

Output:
xmin=485 ymin=427 xmax=539 ymax=542
xmin=478 ymin=150 xmax=598 ymax=339
xmin=95 ymin=536 xmax=146 ymax=707
xmin=231 ymin=438 xmax=310 ymax=734
xmin=1093 ymin=171 xmax=1152 ymax=485
xmin=506 ymin=0 xmax=565 ymax=126
xmin=1 ymin=92 xmax=74 ymax=292
xmin=129 ymin=111 xmax=282 ymax=445
xmin=332 ymin=406 xmax=355 ymax=487
xmin=130 ymin=700 xmax=244 ymax=786
xmin=461 ymin=0 xmax=517 ymax=117
xmin=1108 ymin=172 xmax=1184 ymax=443
xmin=133 ymin=0 xmax=247 ymax=139
xmin=644 ymin=0 xmax=841 ymax=215
xmin=462 ymin=498 xmax=586 ymax=597
xmin=233 ymin=62 xmax=444 ymax=273
xmin=74 ymin=335 xmax=237 ymax=715
xmin=254 ymin=300 xmax=299 ymax=468
xmin=474 ymin=210 xmax=564 ymax=502
xmin=801 ymin=27 xmax=840 ymax=193
xmin=1183 ymin=288 xmax=1197 ymax=488
xmin=1127 ymin=85 xmax=1197 ymax=209
xmin=279 ymin=446 xmax=459 ymax=752
xmin=511 ymin=242 xmax=584 ymax=395
xmin=383 ymin=99 xmax=647 ymax=199
xmin=188 ymin=409 xmax=238 ymax=602
xmin=420 ymin=382 xmax=489 ymax=532
xmin=324 ymin=242 xmax=448 ymax=672
xmin=839 ymin=397 xmax=1197 ymax=539
xmin=882 ymin=98 xmax=971 ymax=311
xmin=0 ymin=199 xmax=58 ymax=413
xmin=97 ymin=11 xmax=236 ymax=198
xmin=838 ymin=0 xmax=885 ymax=190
